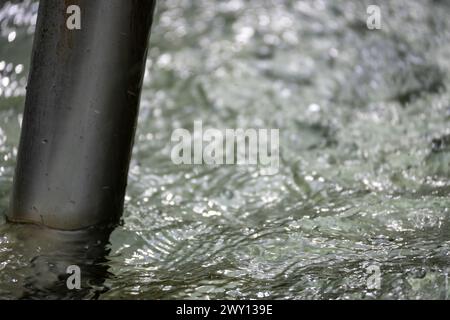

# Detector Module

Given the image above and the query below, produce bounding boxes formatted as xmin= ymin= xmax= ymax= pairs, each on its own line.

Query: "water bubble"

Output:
xmin=7 ymin=31 xmax=16 ymax=42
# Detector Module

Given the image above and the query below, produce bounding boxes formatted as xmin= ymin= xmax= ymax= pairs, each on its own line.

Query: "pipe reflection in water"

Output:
xmin=0 ymin=223 xmax=113 ymax=299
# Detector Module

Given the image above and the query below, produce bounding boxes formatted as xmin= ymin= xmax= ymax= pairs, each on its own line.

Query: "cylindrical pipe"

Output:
xmin=8 ymin=0 xmax=156 ymax=230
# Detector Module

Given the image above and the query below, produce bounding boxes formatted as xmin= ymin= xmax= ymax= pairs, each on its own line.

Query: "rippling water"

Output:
xmin=1 ymin=0 xmax=450 ymax=299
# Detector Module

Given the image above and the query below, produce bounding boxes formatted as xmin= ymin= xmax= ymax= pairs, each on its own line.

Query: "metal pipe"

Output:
xmin=8 ymin=0 xmax=156 ymax=230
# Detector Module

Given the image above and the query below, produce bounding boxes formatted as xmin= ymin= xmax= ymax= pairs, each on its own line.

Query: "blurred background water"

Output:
xmin=0 ymin=0 xmax=450 ymax=299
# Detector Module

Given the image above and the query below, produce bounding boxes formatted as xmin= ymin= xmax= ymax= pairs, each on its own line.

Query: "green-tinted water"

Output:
xmin=1 ymin=0 xmax=450 ymax=299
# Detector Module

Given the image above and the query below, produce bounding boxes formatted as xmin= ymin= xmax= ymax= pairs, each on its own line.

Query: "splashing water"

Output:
xmin=0 ymin=0 xmax=450 ymax=299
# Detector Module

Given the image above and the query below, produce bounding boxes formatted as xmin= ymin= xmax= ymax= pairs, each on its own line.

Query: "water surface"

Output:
xmin=0 ymin=0 xmax=450 ymax=299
